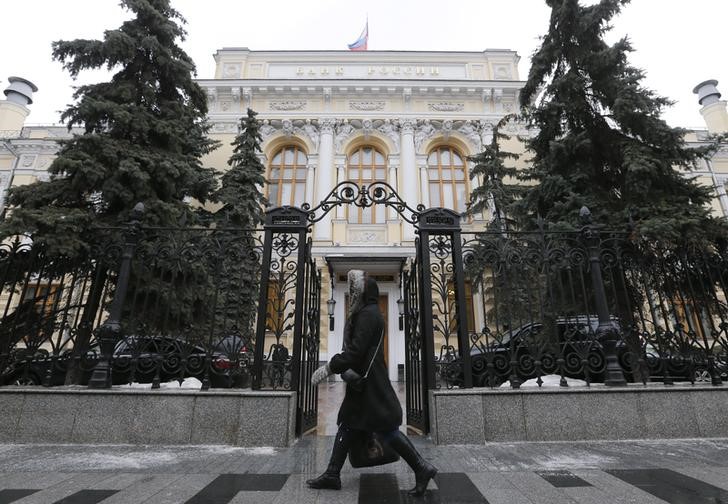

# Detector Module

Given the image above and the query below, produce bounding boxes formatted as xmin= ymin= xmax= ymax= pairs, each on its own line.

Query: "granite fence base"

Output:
xmin=0 ymin=387 xmax=297 ymax=447
xmin=429 ymin=384 xmax=728 ymax=445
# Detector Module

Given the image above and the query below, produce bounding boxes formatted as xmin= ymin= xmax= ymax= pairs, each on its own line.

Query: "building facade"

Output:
xmin=2 ymin=51 xmax=728 ymax=381
xmin=196 ymin=49 xmax=528 ymax=379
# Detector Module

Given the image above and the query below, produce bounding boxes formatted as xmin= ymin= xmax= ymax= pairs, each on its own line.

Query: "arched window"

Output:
xmin=268 ymin=145 xmax=308 ymax=207
xmin=427 ymin=146 xmax=468 ymax=213
xmin=347 ymin=146 xmax=387 ymax=224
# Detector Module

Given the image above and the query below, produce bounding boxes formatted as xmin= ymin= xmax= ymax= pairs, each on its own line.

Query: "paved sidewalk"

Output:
xmin=0 ymin=437 xmax=727 ymax=503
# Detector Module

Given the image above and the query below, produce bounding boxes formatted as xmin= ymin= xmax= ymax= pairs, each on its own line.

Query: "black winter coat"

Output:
xmin=329 ymin=279 xmax=403 ymax=432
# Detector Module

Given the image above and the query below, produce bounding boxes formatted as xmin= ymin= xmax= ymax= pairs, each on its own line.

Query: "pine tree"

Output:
xmin=0 ymin=0 xmax=218 ymax=254
xmin=0 ymin=0 xmax=220 ymax=382
xmin=467 ymin=114 xmax=521 ymax=230
xmin=211 ymin=109 xmax=267 ymax=345
xmin=215 ymin=109 xmax=267 ymax=227
xmin=466 ymin=115 xmax=532 ymax=326
xmin=516 ymin=0 xmax=727 ymax=245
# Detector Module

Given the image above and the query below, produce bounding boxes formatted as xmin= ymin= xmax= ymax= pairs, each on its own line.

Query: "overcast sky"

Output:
xmin=2 ymin=0 xmax=726 ymax=128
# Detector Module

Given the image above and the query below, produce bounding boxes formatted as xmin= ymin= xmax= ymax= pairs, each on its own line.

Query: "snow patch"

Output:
xmin=534 ymin=453 xmax=618 ymax=469
xmin=42 ymin=445 xmax=276 ymax=470
xmin=62 ymin=451 xmax=178 ymax=470
xmin=115 ymin=377 xmax=203 ymax=389
xmin=500 ymin=374 xmax=588 ymax=388
xmin=242 ymin=447 xmax=277 ymax=455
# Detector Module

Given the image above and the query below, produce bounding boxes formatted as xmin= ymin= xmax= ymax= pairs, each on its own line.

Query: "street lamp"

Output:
xmin=327 ymin=297 xmax=336 ymax=331
xmin=397 ymin=297 xmax=405 ymax=331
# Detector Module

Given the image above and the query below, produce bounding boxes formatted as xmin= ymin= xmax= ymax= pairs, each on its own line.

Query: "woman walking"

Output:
xmin=308 ymin=270 xmax=437 ymax=496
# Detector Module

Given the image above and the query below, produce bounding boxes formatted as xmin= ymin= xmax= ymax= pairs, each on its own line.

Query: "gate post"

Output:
xmin=252 ymin=206 xmax=309 ymax=392
xmin=417 ymin=208 xmax=473 ymax=392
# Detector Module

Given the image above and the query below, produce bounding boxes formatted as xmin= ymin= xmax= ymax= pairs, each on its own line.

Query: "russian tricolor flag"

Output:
xmin=348 ymin=20 xmax=368 ymax=51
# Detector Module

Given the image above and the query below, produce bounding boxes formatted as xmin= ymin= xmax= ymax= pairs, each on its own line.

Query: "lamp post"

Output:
xmin=397 ymin=297 xmax=405 ymax=331
xmin=327 ymin=297 xmax=336 ymax=331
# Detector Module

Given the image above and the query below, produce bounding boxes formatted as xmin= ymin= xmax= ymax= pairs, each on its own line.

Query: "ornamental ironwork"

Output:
xmin=302 ymin=181 xmax=424 ymax=226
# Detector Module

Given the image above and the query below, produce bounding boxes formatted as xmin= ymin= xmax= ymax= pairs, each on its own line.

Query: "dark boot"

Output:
xmin=386 ymin=431 xmax=437 ymax=496
xmin=306 ymin=426 xmax=351 ymax=490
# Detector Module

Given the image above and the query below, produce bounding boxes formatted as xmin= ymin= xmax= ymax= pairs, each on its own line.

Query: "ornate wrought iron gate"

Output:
xmin=402 ymin=208 xmax=472 ymax=432
xmin=253 ymin=206 xmax=321 ymax=435
xmin=254 ymin=183 xmax=471 ymax=435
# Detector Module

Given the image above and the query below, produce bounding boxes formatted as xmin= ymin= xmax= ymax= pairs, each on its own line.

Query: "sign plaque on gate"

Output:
xmin=266 ymin=206 xmax=309 ymax=228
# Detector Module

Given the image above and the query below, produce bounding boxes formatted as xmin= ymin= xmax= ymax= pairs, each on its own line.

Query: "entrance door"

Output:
xmin=378 ymin=295 xmax=389 ymax=367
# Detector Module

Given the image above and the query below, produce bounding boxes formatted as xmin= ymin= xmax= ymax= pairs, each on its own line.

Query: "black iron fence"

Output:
xmin=426 ymin=217 xmax=728 ymax=390
xmin=4 ymin=199 xmax=728 ymax=407
xmin=0 ymin=234 xmax=113 ymax=386
xmin=0 ymin=218 xmax=269 ymax=391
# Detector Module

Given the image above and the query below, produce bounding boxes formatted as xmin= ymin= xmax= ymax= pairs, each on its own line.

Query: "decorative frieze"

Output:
xmin=222 ymin=63 xmax=241 ymax=78
xmin=258 ymin=119 xmax=321 ymax=149
xmin=378 ymin=120 xmax=399 ymax=150
xmin=349 ymin=101 xmax=385 ymax=111
xmin=269 ymin=100 xmax=307 ymax=111
xmin=230 ymin=87 xmax=241 ymax=103
xmin=493 ymin=65 xmax=513 ymax=80
xmin=210 ymin=122 xmax=238 ymax=134
xmin=428 ymin=102 xmax=464 ymax=112
xmin=414 ymin=120 xmax=436 ymax=151
xmin=19 ymin=155 xmax=37 ymax=168
xmin=348 ymin=228 xmax=386 ymax=243
xmin=206 ymin=87 xmax=217 ymax=103
xmin=335 ymin=120 xmax=354 ymax=151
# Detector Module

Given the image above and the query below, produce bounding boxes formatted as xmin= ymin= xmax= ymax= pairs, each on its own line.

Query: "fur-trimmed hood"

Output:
xmin=347 ymin=270 xmax=379 ymax=318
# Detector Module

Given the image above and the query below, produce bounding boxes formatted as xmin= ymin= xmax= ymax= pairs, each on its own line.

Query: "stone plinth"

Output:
xmin=0 ymin=387 xmax=296 ymax=447
xmin=429 ymin=384 xmax=728 ymax=445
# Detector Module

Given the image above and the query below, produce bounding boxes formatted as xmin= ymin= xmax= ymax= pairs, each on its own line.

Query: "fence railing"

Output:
xmin=1 ymin=216 xmax=267 ymax=390
xmin=3 ymin=206 xmax=728 ymax=392
xmin=431 ymin=224 xmax=728 ymax=389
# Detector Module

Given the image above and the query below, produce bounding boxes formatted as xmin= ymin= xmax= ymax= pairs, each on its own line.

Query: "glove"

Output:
xmin=311 ymin=363 xmax=332 ymax=386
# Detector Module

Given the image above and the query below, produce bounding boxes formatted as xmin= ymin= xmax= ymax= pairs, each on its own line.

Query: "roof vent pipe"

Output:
xmin=693 ymin=79 xmax=722 ymax=107
xmin=3 ymin=76 xmax=38 ymax=106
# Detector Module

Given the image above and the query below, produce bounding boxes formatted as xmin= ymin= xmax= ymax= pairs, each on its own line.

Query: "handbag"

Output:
xmin=348 ymin=430 xmax=400 ymax=468
xmin=341 ymin=328 xmax=384 ymax=392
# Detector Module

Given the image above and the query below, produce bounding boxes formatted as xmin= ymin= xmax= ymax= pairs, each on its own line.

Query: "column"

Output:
xmin=336 ymin=162 xmax=346 ymax=219
xmin=399 ymin=119 xmax=418 ymax=241
xmin=717 ymin=181 xmax=728 ymax=217
xmin=387 ymin=160 xmax=398 ymax=220
xmin=314 ymin=118 xmax=335 ymax=241
xmin=0 ymin=173 xmax=9 ymax=216
xmin=418 ymin=159 xmax=430 ymax=209
xmin=304 ymin=162 xmax=316 ymax=206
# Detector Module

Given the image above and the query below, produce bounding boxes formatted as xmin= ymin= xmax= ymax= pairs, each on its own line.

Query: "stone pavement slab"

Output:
xmin=0 ymin=438 xmax=726 ymax=503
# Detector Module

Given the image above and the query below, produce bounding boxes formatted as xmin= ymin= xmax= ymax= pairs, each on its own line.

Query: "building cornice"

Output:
xmin=214 ymin=48 xmax=520 ymax=58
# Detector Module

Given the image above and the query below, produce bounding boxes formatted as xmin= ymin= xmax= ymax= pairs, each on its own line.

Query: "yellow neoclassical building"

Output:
xmin=2 ymin=51 xmax=728 ymax=380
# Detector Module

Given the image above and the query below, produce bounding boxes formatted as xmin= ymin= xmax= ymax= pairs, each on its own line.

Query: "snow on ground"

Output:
xmin=500 ymin=374 xmax=588 ymax=388
xmin=116 ymin=377 xmax=203 ymax=389
xmin=532 ymin=452 xmax=620 ymax=469
xmin=2 ymin=445 xmax=278 ymax=472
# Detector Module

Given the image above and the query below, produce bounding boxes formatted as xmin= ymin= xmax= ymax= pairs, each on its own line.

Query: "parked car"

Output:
xmin=466 ymin=317 xmax=728 ymax=387
xmin=209 ymin=334 xmax=254 ymax=388
xmin=1 ymin=334 xmax=255 ymax=388
xmin=467 ymin=316 xmax=626 ymax=387
xmin=642 ymin=342 xmax=728 ymax=383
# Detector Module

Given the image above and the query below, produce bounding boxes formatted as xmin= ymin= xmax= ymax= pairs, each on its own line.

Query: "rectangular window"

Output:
xmin=447 ymin=281 xmax=475 ymax=333
xmin=265 ymin=280 xmax=282 ymax=333
xmin=22 ymin=283 xmax=62 ymax=316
